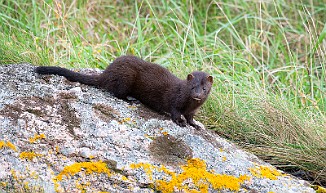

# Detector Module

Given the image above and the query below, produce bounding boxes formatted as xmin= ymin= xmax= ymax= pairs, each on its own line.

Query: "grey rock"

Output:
xmin=0 ymin=64 xmax=315 ymax=193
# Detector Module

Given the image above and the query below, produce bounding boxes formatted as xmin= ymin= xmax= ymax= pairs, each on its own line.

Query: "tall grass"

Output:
xmin=0 ymin=0 xmax=325 ymax=186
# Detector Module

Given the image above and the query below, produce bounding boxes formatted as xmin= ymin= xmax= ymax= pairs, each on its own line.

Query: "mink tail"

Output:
xmin=35 ymin=66 xmax=99 ymax=86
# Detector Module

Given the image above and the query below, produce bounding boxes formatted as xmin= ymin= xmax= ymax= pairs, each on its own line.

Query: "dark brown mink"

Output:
xmin=35 ymin=55 xmax=213 ymax=129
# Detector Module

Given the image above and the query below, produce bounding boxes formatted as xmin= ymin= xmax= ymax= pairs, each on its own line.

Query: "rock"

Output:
xmin=0 ymin=64 xmax=315 ymax=193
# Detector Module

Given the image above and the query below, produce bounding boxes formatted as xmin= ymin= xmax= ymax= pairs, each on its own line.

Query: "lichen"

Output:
xmin=29 ymin=133 xmax=46 ymax=143
xmin=53 ymin=161 xmax=111 ymax=192
xmin=0 ymin=141 xmax=17 ymax=151
xmin=249 ymin=165 xmax=282 ymax=180
xmin=130 ymin=158 xmax=250 ymax=193
xmin=54 ymin=161 xmax=111 ymax=181
xmin=130 ymin=162 xmax=155 ymax=181
xmin=312 ymin=185 xmax=326 ymax=193
xmin=119 ymin=117 xmax=135 ymax=124
xmin=8 ymin=169 xmax=43 ymax=192
xmin=19 ymin=151 xmax=43 ymax=160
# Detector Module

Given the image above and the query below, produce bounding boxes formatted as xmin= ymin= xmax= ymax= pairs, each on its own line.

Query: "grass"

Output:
xmin=0 ymin=0 xmax=325 ymax=186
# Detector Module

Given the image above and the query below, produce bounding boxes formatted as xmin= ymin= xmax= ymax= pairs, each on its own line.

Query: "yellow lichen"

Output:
xmin=75 ymin=180 xmax=90 ymax=193
xmin=162 ymin=131 xmax=169 ymax=136
xmin=130 ymin=162 xmax=155 ymax=181
xmin=54 ymin=161 xmax=111 ymax=181
xmin=120 ymin=117 xmax=133 ymax=124
xmin=222 ymin=156 xmax=227 ymax=162
xmin=0 ymin=141 xmax=18 ymax=151
xmin=29 ymin=133 xmax=46 ymax=143
xmin=9 ymin=170 xmax=43 ymax=192
xmin=312 ymin=185 xmax=326 ymax=193
xmin=19 ymin=151 xmax=42 ymax=160
xmin=23 ymin=181 xmax=29 ymax=190
xmin=130 ymin=158 xmax=250 ymax=193
xmin=0 ymin=181 xmax=7 ymax=187
xmin=249 ymin=165 xmax=282 ymax=180
xmin=121 ymin=176 xmax=128 ymax=181
xmin=53 ymin=161 xmax=111 ymax=193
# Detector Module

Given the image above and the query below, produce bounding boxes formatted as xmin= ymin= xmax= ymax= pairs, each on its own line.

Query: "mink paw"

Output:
xmin=190 ymin=123 xmax=201 ymax=130
xmin=174 ymin=119 xmax=187 ymax=127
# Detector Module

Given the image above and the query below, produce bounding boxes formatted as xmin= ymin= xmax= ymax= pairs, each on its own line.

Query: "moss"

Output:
xmin=131 ymin=158 xmax=250 ymax=193
xmin=249 ymin=165 xmax=283 ymax=180
xmin=93 ymin=103 xmax=119 ymax=122
xmin=26 ymin=108 xmax=43 ymax=116
xmin=58 ymin=92 xmax=78 ymax=100
xmin=0 ymin=96 xmax=81 ymax=135
xmin=58 ymin=99 xmax=81 ymax=138
xmin=149 ymin=134 xmax=193 ymax=166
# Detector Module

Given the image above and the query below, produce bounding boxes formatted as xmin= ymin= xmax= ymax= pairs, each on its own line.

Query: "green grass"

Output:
xmin=0 ymin=0 xmax=325 ymax=186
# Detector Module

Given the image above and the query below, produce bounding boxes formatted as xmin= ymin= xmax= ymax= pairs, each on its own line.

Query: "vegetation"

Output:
xmin=0 ymin=0 xmax=325 ymax=186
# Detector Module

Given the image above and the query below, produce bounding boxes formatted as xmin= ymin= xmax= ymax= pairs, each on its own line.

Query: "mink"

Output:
xmin=35 ymin=55 xmax=213 ymax=129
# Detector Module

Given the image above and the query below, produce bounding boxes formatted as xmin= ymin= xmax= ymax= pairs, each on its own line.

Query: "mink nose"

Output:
xmin=193 ymin=92 xmax=203 ymax=100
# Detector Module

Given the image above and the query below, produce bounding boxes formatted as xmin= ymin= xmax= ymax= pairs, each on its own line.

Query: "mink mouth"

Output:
xmin=193 ymin=97 xmax=201 ymax=101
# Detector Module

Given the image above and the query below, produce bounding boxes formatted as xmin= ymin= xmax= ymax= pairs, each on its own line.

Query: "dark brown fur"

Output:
xmin=35 ymin=55 xmax=213 ymax=129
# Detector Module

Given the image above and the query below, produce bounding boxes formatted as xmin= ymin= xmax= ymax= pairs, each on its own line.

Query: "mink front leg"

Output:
xmin=185 ymin=113 xmax=201 ymax=130
xmin=171 ymin=109 xmax=186 ymax=127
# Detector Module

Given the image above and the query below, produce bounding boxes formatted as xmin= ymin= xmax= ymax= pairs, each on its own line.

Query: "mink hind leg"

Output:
xmin=98 ymin=77 xmax=132 ymax=100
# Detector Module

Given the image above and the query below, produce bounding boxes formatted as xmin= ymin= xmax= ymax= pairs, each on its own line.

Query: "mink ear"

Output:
xmin=187 ymin=74 xmax=194 ymax=81
xmin=207 ymin=75 xmax=213 ymax=83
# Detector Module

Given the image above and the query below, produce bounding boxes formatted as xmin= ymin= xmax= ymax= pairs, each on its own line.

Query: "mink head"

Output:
xmin=187 ymin=71 xmax=213 ymax=103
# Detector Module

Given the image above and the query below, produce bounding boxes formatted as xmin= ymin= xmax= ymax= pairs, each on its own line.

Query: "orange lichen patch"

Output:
xmin=249 ymin=165 xmax=282 ymax=180
xmin=19 ymin=151 xmax=43 ymax=160
xmin=75 ymin=180 xmax=91 ymax=193
xmin=162 ymin=131 xmax=169 ymax=136
xmin=54 ymin=161 xmax=111 ymax=181
xmin=312 ymin=185 xmax=326 ymax=193
xmin=130 ymin=162 xmax=155 ymax=181
xmin=119 ymin=117 xmax=133 ymax=124
xmin=130 ymin=158 xmax=250 ymax=193
xmin=29 ymin=133 xmax=46 ymax=143
xmin=121 ymin=176 xmax=128 ymax=181
xmin=0 ymin=181 xmax=8 ymax=187
xmin=53 ymin=161 xmax=111 ymax=192
xmin=0 ymin=141 xmax=18 ymax=151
